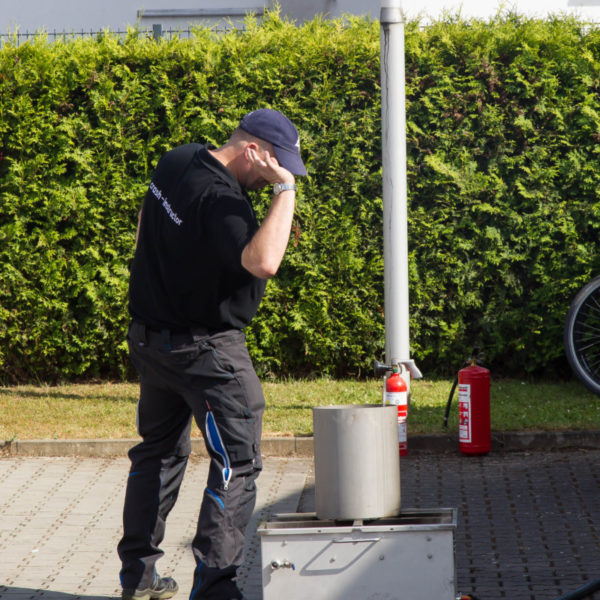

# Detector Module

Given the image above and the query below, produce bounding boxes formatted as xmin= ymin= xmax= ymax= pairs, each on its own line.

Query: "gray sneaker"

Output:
xmin=122 ymin=575 xmax=178 ymax=600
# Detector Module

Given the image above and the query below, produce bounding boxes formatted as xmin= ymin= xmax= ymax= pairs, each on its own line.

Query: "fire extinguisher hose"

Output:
xmin=444 ymin=347 xmax=482 ymax=430
xmin=460 ymin=580 xmax=600 ymax=600
xmin=553 ymin=578 xmax=600 ymax=600
xmin=443 ymin=374 xmax=459 ymax=429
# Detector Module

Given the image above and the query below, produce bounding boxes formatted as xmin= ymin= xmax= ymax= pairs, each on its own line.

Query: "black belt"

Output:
xmin=131 ymin=321 xmax=212 ymax=349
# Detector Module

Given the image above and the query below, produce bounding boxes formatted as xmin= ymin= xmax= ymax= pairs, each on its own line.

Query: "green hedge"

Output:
xmin=0 ymin=11 xmax=599 ymax=382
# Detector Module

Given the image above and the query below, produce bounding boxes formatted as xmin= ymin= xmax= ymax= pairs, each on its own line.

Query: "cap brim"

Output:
xmin=273 ymin=146 xmax=307 ymax=176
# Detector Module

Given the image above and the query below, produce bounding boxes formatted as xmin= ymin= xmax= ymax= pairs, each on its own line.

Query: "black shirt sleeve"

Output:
xmin=202 ymin=191 xmax=258 ymax=271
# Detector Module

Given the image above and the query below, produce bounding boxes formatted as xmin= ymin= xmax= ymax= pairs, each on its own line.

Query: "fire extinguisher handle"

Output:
xmin=373 ymin=360 xmax=390 ymax=378
xmin=373 ymin=358 xmax=423 ymax=380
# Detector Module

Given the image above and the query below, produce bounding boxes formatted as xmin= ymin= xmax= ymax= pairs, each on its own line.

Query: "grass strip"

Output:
xmin=0 ymin=378 xmax=598 ymax=441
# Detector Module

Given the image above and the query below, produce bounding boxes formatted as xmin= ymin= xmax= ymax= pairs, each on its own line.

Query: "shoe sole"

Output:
xmin=122 ymin=586 xmax=178 ymax=600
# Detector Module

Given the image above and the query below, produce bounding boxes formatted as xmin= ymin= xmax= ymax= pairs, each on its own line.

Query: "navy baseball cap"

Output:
xmin=238 ymin=108 xmax=307 ymax=176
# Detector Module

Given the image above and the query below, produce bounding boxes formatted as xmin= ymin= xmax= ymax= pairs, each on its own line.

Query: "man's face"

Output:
xmin=244 ymin=168 xmax=270 ymax=191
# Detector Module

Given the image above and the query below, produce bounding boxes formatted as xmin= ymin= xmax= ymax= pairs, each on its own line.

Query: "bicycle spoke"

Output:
xmin=574 ymin=328 xmax=600 ymax=341
xmin=574 ymin=329 xmax=600 ymax=342
xmin=579 ymin=344 xmax=600 ymax=359
xmin=573 ymin=315 xmax=600 ymax=336
xmin=579 ymin=359 xmax=600 ymax=373
xmin=576 ymin=346 xmax=600 ymax=359
xmin=584 ymin=302 xmax=600 ymax=316
xmin=588 ymin=295 xmax=600 ymax=312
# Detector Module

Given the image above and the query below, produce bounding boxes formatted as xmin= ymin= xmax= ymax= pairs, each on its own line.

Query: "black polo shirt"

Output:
xmin=128 ymin=144 xmax=266 ymax=331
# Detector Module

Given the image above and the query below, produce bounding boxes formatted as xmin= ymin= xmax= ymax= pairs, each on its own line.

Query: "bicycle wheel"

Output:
xmin=564 ymin=274 xmax=600 ymax=396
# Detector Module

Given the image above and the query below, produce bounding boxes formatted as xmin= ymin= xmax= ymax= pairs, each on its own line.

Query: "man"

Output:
xmin=117 ymin=108 xmax=307 ymax=600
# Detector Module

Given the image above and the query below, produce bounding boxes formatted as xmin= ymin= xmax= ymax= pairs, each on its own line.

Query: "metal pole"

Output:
xmin=380 ymin=0 xmax=410 ymax=370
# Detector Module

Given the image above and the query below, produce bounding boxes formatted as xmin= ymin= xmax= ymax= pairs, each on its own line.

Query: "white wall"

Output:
xmin=288 ymin=0 xmax=600 ymax=23
xmin=2 ymin=0 xmax=600 ymax=34
xmin=398 ymin=0 xmax=600 ymax=23
xmin=0 ymin=0 xmax=270 ymax=33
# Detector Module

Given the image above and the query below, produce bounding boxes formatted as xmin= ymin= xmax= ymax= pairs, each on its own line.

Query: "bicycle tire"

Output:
xmin=564 ymin=274 xmax=600 ymax=396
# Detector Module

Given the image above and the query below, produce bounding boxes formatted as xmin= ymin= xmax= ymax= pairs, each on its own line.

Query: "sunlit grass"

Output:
xmin=0 ymin=378 xmax=598 ymax=440
xmin=0 ymin=383 xmax=139 ymax=440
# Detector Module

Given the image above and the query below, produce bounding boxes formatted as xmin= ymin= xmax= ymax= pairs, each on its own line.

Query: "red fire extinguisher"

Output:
xmin=384 ymin=366 xmax=409 ymax=456
xmin=444 ymin=349 xmax=491 ymax=455
xmin=458 ymin=363 xmax=491 ymax=455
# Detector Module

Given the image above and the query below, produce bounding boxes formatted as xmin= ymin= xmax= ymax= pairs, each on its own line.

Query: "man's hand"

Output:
xmin=246 ymin=148 xmax=295 ymax=186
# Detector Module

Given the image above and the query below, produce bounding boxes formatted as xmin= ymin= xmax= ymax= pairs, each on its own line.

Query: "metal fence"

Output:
xmin=0 ymin=24 xmax=234 ymax=48
xmin=3 ymin=14 xmax=599 ymax=48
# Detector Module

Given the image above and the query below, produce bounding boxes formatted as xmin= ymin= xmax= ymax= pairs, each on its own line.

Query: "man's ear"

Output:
xmin=243 ymin=141 xmax=260 ymax=162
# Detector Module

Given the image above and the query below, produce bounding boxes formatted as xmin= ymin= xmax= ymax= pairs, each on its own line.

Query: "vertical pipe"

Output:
xmin=380 ymin=1 xmax=409 ymax=367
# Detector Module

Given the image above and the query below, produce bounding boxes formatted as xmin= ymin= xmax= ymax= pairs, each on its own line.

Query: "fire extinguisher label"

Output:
xmin=398 ymin=416 xmax=407 ymax=441
xmin=459 ymin=383 xmax=471 ymax=443
xmin=384 ymin=391 xmax=407 ymax=407
xmin=384 ymin=392 xmax=408 ymax=452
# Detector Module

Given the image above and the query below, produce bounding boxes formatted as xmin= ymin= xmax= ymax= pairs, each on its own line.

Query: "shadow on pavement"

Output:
xmin=0 ymin=589 xmax=116 ymax=600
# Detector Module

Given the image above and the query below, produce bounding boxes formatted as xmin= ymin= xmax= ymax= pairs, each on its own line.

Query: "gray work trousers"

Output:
xmin=117 ymin=322 xmax=264 ymax=600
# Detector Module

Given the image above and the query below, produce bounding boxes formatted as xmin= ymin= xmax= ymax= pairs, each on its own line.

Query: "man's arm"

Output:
xmin=135 ymin=209 xmax=142 ymax=246
xmin=241 ymin=150 xmax=296 ymax=279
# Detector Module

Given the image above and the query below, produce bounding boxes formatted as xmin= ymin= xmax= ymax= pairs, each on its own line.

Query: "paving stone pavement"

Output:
xmin=0 ymin=456 xmax=309 ymax=600
xmin=0 ymin=450 xmax=599 ymax=600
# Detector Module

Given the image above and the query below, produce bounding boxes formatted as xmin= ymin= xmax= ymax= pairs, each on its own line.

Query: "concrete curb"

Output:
xmin=0 ymin=437 xmax=315 ymax=458
xmin=2 ymin=430 xmax=600 ymax=457
xmin=410 ymin=430 xmax=600 ymax=454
